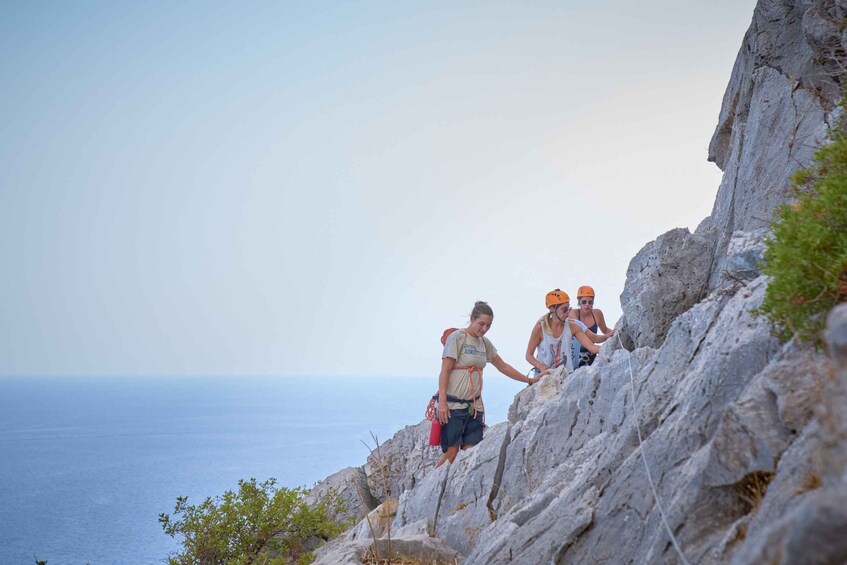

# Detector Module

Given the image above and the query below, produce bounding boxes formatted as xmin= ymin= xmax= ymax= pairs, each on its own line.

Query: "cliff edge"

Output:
xmin=312 ymin=1 xmax=847 ymax=563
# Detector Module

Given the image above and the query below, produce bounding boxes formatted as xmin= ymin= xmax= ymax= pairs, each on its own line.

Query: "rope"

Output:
xmin=425 ymin=397 xmax=437 ymax=421
xmin=618 ymin=332 xmax=690 ymax=565
xmin=462 ymin=365 xmax=484 ymax=417
xmin=426 ymin=365 xmax=484 ymax=420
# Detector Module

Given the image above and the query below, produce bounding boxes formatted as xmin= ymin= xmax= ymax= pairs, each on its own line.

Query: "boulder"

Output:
xmin=306 ymin=466 xmax=376 ymax=524
xmin=506 ymin=364 xmax=566 ymax=423
xmin=619 ymin=227 xmax=712 ymax=349
xmin=711 ymin=228 xmax=769 ymax=291
xmin=346 ymin=498 xmax=398 ymax=542
xmin=363 ymin=419 xmax=440 ymax=503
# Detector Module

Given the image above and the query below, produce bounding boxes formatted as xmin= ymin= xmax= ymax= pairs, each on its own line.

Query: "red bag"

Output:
xmin=425 ymin=395 xmax=441 ymax=446
xmin=428 ymin=418 xmax=442 ymax=446
xmin=425 ymin=328 xmax=460 ymax=447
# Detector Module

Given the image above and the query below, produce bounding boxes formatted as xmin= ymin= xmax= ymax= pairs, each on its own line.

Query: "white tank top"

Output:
xmin=536 ymin=314 xmax=574 ymax=372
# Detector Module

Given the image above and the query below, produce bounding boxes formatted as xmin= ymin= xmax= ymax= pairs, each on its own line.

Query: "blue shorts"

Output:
xmin=440 ymin=408 xmax=484 ymax=453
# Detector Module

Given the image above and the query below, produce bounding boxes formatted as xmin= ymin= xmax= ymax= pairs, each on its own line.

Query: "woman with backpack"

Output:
xmin=568 ymin=285 xmax=616 ymax=367
xmin=525 ymin=289 xmax=601 ymax=375
xmin=435 ymin=300 xmax=544 ymax=468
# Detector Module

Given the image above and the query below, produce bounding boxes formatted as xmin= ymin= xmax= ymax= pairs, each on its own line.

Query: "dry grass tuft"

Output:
xmin=736 ymin=470 xmax=775 ymax=513
xmin=362 ymin=553 xmax=458 ymax=565
xmin=735 ymin=521 xmax=748 ymax=541
xmin=796 ymin=471 xmax=823 ymax=495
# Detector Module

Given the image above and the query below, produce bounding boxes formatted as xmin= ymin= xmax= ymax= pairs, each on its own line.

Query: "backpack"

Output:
xmin=440 ymin=327 xmax=460 ymax=345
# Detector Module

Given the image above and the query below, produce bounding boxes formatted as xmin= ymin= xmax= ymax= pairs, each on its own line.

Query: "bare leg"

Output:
xmin=435 ymin=444 xmax=479 ymax=468
xmin=435 ymin=446 xmax=460 ymax=468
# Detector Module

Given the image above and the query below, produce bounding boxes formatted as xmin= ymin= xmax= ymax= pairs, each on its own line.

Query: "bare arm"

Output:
xmin=492 ymin=355 xmax=542 ymax=385
xmin=525 ymin=323 xmax=548 ymax=372
xmin=586 ymin=328 xmax=608 ymax=344
xmin=437 ymin=357 xmax=455 ymax=424
xmin=594 ymin=309 xmax=616 ymax=336
xmin=570 ymin=321 xmax=601 ymax=354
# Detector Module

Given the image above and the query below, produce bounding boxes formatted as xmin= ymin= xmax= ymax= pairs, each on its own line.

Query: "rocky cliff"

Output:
xmin=311 ymin=1 xmax=847 ymax=563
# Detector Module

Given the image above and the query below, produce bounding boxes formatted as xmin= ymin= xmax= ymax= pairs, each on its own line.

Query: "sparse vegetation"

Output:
xmin=796 ymin=471 xmax=823 ymax=494
xmin=159 ymin=477 xmax=346 ymax=565
xmin=735 ymin=470 xmax=775 ymax=513
xmin=363 ymin=556 xmax=457 ymax=565
xmin=759 ymin=107 xmax=847 ymax=343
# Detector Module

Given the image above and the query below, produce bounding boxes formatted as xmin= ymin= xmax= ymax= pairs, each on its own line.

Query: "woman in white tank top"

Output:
xmin=525 ymin=289 xmax=601 ymax=375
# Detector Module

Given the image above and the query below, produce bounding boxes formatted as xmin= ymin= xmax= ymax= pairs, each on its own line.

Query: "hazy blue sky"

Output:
xmin=1 ymin=1 xmax=757 ymax=378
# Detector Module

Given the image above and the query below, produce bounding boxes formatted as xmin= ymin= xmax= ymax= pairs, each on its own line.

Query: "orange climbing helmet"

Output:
xmin=545 ymin=289 xmax=570 ymax=308
xmin=577 ymin=285 xmax=595 ymax=298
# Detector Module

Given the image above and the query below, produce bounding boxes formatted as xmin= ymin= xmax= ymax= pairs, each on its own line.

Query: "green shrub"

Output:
xmin=759 ymin=118 xmax=847 ymax=343
xmin=159 ymin=478 xmax=346 ymax=565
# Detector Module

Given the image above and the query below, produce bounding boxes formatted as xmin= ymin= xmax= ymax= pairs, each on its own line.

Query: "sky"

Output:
xmin=0 ymin=1 xmax=758 ymax=378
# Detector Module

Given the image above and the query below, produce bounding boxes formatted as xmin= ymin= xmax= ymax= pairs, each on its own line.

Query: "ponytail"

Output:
xmin=471 ymin=300 xmax=493 ymax=319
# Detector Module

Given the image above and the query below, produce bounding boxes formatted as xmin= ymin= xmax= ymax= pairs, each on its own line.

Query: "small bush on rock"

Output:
xmin=159 ymin=477 xmax=345 ymax=565
xmin=759 ymin=112 xmax=847 ymax=343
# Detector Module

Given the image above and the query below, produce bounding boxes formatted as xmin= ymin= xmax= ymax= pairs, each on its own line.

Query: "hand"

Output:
xmin=607 ymin=328 xmax=617 ymax=337
xmin=538 ymin=368 xmax=552 ymax=376
xmin=438 ymin=402 xmax=450 ymax=424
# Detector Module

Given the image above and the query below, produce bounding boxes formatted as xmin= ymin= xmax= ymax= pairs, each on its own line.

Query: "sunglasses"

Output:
xmin=580 ymin=299 xmax=594 ymax=305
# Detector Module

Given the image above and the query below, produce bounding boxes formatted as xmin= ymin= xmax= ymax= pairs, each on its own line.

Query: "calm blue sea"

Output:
xmin=0 ymin=375 xmax=522 ymax=565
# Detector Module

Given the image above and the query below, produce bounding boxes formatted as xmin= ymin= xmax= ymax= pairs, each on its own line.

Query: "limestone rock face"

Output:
xmin=703 ymin=0 xmax=845 ymax=291
xmin=384 ymin=421 xmax=512 ymax=555
xmin=472 ymin=278 xmax=784 ymax=564
xmin=506 ymin=364 xmax=566 ymax=423
xmin=826 ymin=303 xmax=847 ymax=366
xmin=347 ymin=499 xmax=398 ymax=542
xmin=819 ymin=304 xmax=847 ymax=484
xmin=306 ymin=466 xmax=376 ymax=524
xmin=619 ymin=227 xmax=712 ymax=349
xmin=363 ymin=420 xmax=440 ymax=503
xmin=712 ymin=228 xmax=769 ymax=291
xmin=728 ymin=305 xmax=847 ymax=565
xmin=306 ymin=2 xmax=847 ymax=563
xmin=312 ymin=532 xmax=459 ymax=565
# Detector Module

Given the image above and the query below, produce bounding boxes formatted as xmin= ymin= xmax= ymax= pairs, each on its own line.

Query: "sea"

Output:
xmin=0 ymin=375 xmax=523 ymax=565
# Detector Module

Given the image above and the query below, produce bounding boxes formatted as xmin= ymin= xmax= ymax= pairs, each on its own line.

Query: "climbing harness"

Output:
xmin=618 ymin=332 xmax=690 ymax=565
xmin=424 ymin=366 xmax=484 ymax=447
xmin=425 ymin=365 xmax=484 ymax=420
